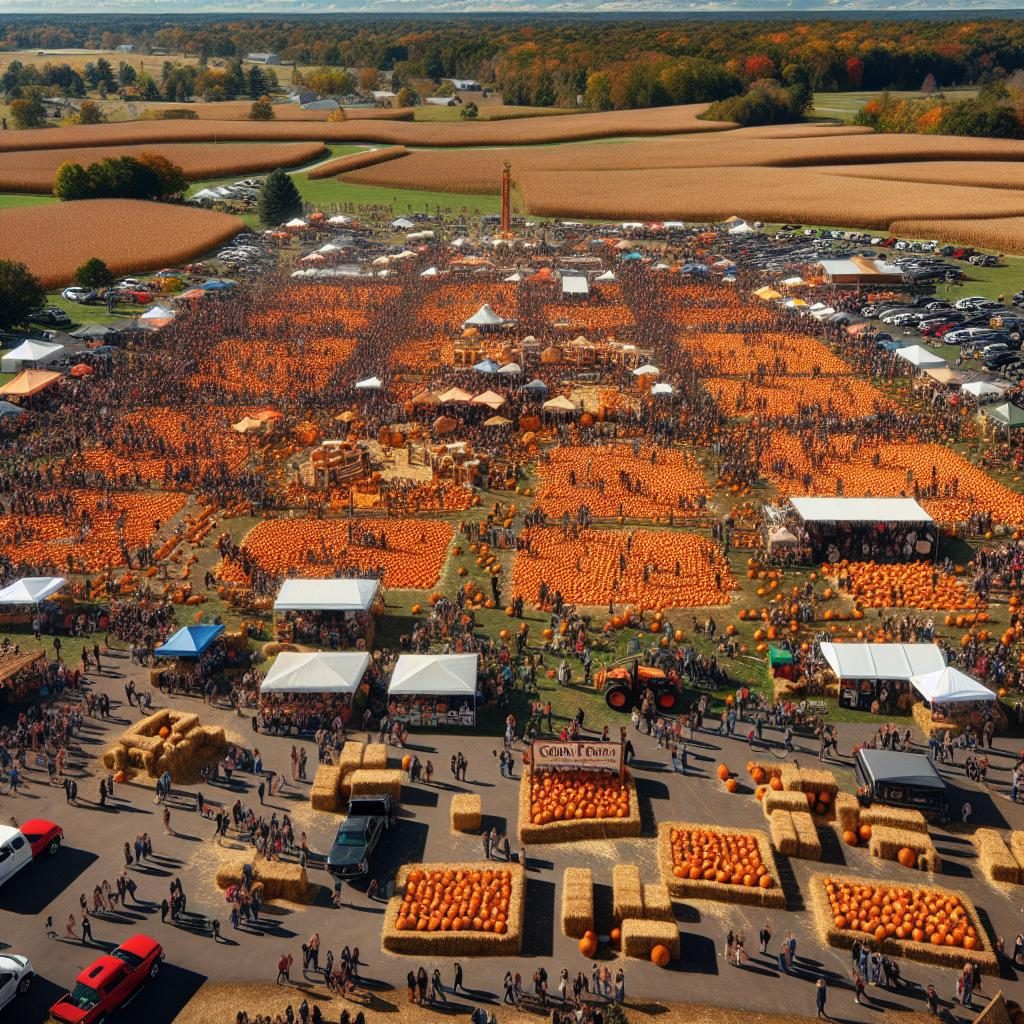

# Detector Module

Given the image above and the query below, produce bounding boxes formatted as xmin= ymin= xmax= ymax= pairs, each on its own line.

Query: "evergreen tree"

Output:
xmin=258 ymin=168 xmax=302 ymax=226
xmin=0 ymin=261 xmax=46 ymax=331
xmin=75 ymin=257 xmax=114 ymax=289
xmin=247 ymin=65 xmax=268 ymax=99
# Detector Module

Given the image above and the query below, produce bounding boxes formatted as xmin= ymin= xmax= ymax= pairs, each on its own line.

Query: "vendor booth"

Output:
xmin=258 ymin=651 xmax=370 ymax=735
xmin=820 ymin=641 xmax=946 ymax=712
xmin=909 ymin=665 xmax=1000 ymax=738
xmin=155 ymin=624 xmax=225 ymax=657
xmin=274 ymin=578 xmax=380 ymax=650
xmin=387 ymin=653 xmax=478 ymax=727
xmin=0 ymin=576 xmax=67 ymax=629
xmin=152 ymin=623 xmax=227 ymax=692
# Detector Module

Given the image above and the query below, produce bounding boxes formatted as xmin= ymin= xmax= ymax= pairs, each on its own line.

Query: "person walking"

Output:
xmin=614 ymin=967 xmax=625 ymax=1004
xmin=277 ymin=953 xmax=293 ymax=985
xmin=759 ymin=923 xmax=772 ymax=955
xmin=453 ymin=962 xmax=466 ymax=994
xmin=65 ymin=914 xmax=76 ymax=939
xmin=308 ymin=932 xmax=320 ymax=972
xmin=80 ymin=910 xmax=93 ymax=944
xmin=431 ymin=968 xmax=446 ymax=1004
xmin=162 ymin=806 xmax=172 ymax=835
xmin=482 ymin=830 xmax=491 ymax=860
xmin=416 ymin=966 xmax=428 ymax=1004
xmin=815 ymin=978 xmax=828 ymax=1020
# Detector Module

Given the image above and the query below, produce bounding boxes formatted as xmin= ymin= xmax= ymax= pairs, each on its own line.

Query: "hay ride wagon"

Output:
xmin=595 ymin=661 xmax=679 ymax=712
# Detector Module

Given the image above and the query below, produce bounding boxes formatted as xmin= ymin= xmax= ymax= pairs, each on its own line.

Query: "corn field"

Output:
xmin=306 ymin=145 xmax=408 ymax=180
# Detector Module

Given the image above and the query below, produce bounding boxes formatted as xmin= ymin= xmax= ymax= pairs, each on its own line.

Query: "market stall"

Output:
xmin=258 ymin=651 xmax=370 ymax=735
xmin=152 ymin=624 xmax=226 ymax=691
xmin=820 ymin=641 xmax=946 ymax=713
xmin=273 ymin=577 xmax=380 ymax=649
xmin=909 ymin=665 xmax=1001 ymax=738
xmin=387 ymin=653 xmax=478 ymax=727
xmin=0 ymin=576 xmax=67 ymax=629
xmin=0 ymin=648 xmax=48 ymax=707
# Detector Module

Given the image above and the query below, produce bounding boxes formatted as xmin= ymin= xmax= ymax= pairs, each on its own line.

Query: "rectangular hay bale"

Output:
xmin=868 ymin=825 xmax=941 ymax=872
xmin=621 ymin=918 xmax=680 ymax=960
xmin=348 ymin=768 xmax=402 ymax=803
xmin=974 ymin=828 xmax=1020 ymax=884
xmin=860 ymin=805 xmax=929 ymax=833
xmin=362 ymin=743 xmax=389 ymax=771
xmin=762 ymin=788 xmax=813 ymax=819
xmin=769 ymin=810 xmax=799 ymax=857
xmin=337 ymin=741 xmax=365 ymax=779
xmin=1009 ymin=830 xmax=1024 ymax=875
xmin=451 ymin=793 xmax=482 ymax=833
xmin=791 ymin=811 xmax=822 ymax=861
xmin=613 ymin=864 xmax=644 ymax=922
xmin=834 ymin=792 xmax=861 ymax=833
xmin=642 ymin=883 xmax=675 ymax=922
xmin=561 ymin=867 xmax=595 ymax=938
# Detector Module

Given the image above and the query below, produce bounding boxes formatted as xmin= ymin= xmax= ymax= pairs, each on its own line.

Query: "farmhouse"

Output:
xmin=446 ymin=78 xmax=481 ymax=91
xmin=816 ymin=256 xmax=904 ymax=287
xmin=246 ymin=52 xmax=281 ymax=65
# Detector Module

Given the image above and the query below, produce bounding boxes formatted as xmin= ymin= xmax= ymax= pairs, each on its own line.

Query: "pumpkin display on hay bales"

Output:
xmin=813 ymin=874 xmax=997 ymax=973
xmin=659 ymin=822 xmax=785 ymax=908
xmin=382 ymin=862 xmax=525 ymax=955
xmin=519 ymin=765 xmax=641 ymax=843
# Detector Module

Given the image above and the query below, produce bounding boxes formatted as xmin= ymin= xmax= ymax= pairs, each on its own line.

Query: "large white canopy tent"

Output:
xmin=910 ymin=666 xmax=995 ymax=705
xmin=260 ymin=651 xmax=370 ymax=695
xmin=789 ymin=497 xmax=933 ymax=524
xmin=894 ymin=345 xmax=947 ymax=370
xmin=462 ymin=304 xmax=505 ymax=329
xmin=0 ymin=576 xmax=66 ymax=605
xmin=274 ymin=578 xmax=380 ymax=613
xmin=388 ymin=653 xmax=479 ymax=727
xmin=0 ymin=340 xmax=64 ymax=374
xmin=820 ymin=642 xmax=946 ymax=682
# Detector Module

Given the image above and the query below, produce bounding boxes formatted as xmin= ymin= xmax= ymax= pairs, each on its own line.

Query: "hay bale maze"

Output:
xmin=102 ymin=708 xmax=226 ymax=782
xmin=561 ymin=867 xmax=595 ymax=938
xmin=812 ymin=873 xmax=997 ymax=973
xmin=451 ymin=794 xmax=482 ymax=833
xmin=310 ymin=765 xmax=341 ymax=812
xmin=658 ymin=822 xmax=785 ymax=909
xmin=973 ymin=829 xmax=1020 ymax=884
xmin=382 ymin=862 xmax=525 ymax=955
xmin=612 ymin=864 xmax=644 ymax=922
xmin=620 ymin=919 xmax=681 ymax=960
xmin=783 ymin=767 xmax=838 ymax=819
xmin=518 ymin=765 xmax=641 ymax=843
xmin=862 ymin=823 xmax=940 ymax=873
xmin=349 ymin=769 xmax=402 ymax=803
xmin=762 ymin=788 xmax=813 ymax=820
xmin=215 ymin=857 xmax=312 ymax=903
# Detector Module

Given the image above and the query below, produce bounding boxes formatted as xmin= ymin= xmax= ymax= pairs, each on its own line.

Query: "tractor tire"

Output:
xmin=604 ymin=684 xmax=631 ymax=711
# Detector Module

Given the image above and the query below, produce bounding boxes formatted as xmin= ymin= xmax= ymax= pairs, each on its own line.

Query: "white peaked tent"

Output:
xmin=820 ymin=642 xmax=946 ymax=682
xmin=260 ymin=651 xmax=370 ymax=695
xmin=962 ymin=380 xmax=1003 ymax=399
xmin=497 ymin=362 xmax=522 ymax=375
xmin=274 ymin=577 xmax=380 ymax=612
xmin=463 ymin=304 xmax=505 ymax=328
xmin=895 ymin=345 xmax=947 ymax=370
xmin=632 ymin=363 xmax=660 ymax=376
xmin=285 ymin=218 xmax=308 ymax=228
xmin=327 ymin=214 xmax=351 ymax=225
xmin=420 ymin=266 xmax=439 ymax=278
xmin=141 ymin=305 xmax=175 ymax=320
xmin=596 ymin=270 xmax=617 ymax=282
xmin=543 ymin=395 xmax=576 ymax=413
xmin=503 ymin=272 xmax=523 ymax=282
xmin=910 ymin=666 xmax=995 ymax=704
xmin=728 ymin=222 xmax=754 ymax=234
xmin=651 ymin=381 xmax=674 ymax=396
xmin=389 ymin=654 xmax=478 ymax=697
xmin=0 ymin=340 xmax=64 ymax=373
xmin=355 ymin=376 xmax=383 ymax=390
xmin=0 ymin=576 xmax=66 ymax=605
xmin=391 ymin=217 xmax=415 ymax=230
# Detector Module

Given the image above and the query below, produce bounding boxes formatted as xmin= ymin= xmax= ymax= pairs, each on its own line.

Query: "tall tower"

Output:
xmin=501 ymin=161 xmax=511 ymax=237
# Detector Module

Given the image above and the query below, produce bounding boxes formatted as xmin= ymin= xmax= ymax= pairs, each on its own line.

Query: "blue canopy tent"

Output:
xmin=473 ymin=358 xmax=500 ymax=373
xmin=0 ymin=401 xmax=27 ymax=418
xmin=621 ymin=251 xmax=643 ymax=262
xmin=523 ymin=379 xmax=549 ymax=393
xmin=199 ymin=280 xmax=236 ymax=291
xmin=155 ymin=624 xmax=225 ymax=658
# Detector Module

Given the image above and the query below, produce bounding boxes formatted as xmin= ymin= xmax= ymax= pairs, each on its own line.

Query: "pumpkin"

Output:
xmin=725 ymin=778 xmax=738 ymax=793
xmin=159 ymin=726 xmax=171 ymax=739
xmin=769 ymin=776 xmax=784 ymax=791
xmin=650 ymin=944 xmax=671 ymax=967
xmin=858 ymin=824 xmax=872 ymax=841
xmin=401 ymin=754 xmax=412 ymax=772
xmin=842 ymin=830 xmax=858 ymax=847
xmin=897 ymin=847 xmax=917 ymax=868
xmin=609 ymin=927 xmax=621 ymax=949
xmin=716 ymin=764 xmax=731 ymax=781
xmin=579 ymin=934 xmax=598 ymax=958
xmin=114 ymin=770 xmax=127 ymax=784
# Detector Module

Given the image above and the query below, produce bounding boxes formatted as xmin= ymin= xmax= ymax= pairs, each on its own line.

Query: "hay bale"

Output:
xmin=135 ymin=708 xmax=172 ymax=735
xmin=215 ymin=858 xmax=311 ymax=902
xmin=125 ymin=733 xmax=165 ymax=754
xmin=974 ymin=829 xmax=1020 ymax=884
xmin=337 ymin=742 xmax=365 ymax=780
xmin=868 ymin=825 xmax=941 ymax=872
xmin=613 ymin=864 xmax=644 ymax=922
xmin=193 ymin=724 xmax=226 ymax=747
xmin=561 ymin=867 xmax=594 ymax=938
xmin=1009 ymin=830 xmax=1024 ymax=875
xmin=362 ymin=743 xmax=389 ymax=771
xmin=783 ymin=767 xmax=839 ymax=797
xmin=311 ymin=765 xmax=341 ymax=813
xmin=348 ymin=769 xmax=402 ymax=803
xmin=102 ymin=749 xmax=117 ymax=769
xmin=621 ymin=919 xmax=680 ymax=960
xmin=834 ymin=792 xmax=861 ymax=833
xmin=860 ymin=805 xmax=929 ymax=833
xmin=642 ymin=883 xmax=675 ymax=923
xmin=451 ymin=793 xmax=482 ymax=833
xmin=762 ymin=789 xmax=813 ymax=819
xmin=171 ymin=712 xmax=200 ymax=736
xmin=770 ymin=810 xmax=799 ymax=857
xmin=791 ymin=811 xmax=822 ymax=861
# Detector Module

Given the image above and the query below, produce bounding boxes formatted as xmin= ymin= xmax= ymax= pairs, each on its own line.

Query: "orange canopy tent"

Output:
xmin=69 ymin=363 xmax=95 ymax=378
xmin=0 ymin=369 xmax=61 ymax=398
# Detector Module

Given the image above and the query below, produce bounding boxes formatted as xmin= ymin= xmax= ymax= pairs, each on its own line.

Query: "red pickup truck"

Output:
xmin=50 ymin=934 xmax=163 ymax=1024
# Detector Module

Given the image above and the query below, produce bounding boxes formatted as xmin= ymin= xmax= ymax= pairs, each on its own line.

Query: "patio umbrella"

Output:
xmin=473 ymin=358 xmax=500 ymax=373
xmin=410 ymin=390 xmax=441 ymax=407
xmin=632 ymin=364 xmax=660 ymax=376
xmin=335 ymin=410 xmax=357 ymax=423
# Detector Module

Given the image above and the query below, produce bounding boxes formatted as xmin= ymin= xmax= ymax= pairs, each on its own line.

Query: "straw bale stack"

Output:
xmin=860 ymin=805 xmax=929 ymax=833
xmin=620 ymin=919 xmax=680 ymax=960
xmin=834 ymin=792 xmax=861 ymax=833
xmin=362 ymin=744 xmax=389 ymax=771
xmin=613 ymin=864 xmax=644 ymax=922
xmin=769 ymin=810 xmax=799 ymax=857
xmin=451 ymin=793 xmax=482 ymax=833
xmin=215 ymin=858 xmax=311 ymax=902
xmin=868 ymin=825 xmax=941 ymax=872
xmin=348 ymin=769 xmax=402 ymax=802
xmin=561 ymin=867 xmax=595 ymax=938
xmin=762 ymin=789 xmax=812 ymax=819
xmin=337 ymin=742 xmax=366 ymax=779
xmin=310 ymin=765 xmax=341 ymax=813
xmin=783 ymin=766 xmax=838 ymax=796
xmin=974 ymin=829 xmax=1020 ymax=884
xmin=791 ymin=811 xmax=822 ymax=861
xmin=1009 ymin=830 xmax=1024 ymax=876
xmin=105 ymin=707 xmax=226 ymax=782
xmin=642 ymin=883 xmax=675 ymax=922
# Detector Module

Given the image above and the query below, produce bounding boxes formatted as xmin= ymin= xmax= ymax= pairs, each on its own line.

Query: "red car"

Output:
xmin=19 ymin=818 xmax=63 ymax=858
xmin=50 ymin=935 xmax=163 ymax=1024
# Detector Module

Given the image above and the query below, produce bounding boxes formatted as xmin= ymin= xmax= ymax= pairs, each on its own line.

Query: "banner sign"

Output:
xmin=531 ymin=740 xmax=623 ymax=775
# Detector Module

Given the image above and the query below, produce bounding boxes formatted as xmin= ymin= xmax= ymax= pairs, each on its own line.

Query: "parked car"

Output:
xmin=0 ymin=954 xmax=33 ymax=1011
xmin=60 ymin=287 xmax=98 ymax=304
xmin=50 ymin=935 xmax=163 ymax=1024
xmin=984 ymin=351 xmax=1021 ymax=370
xmin=27 ymin=306 xmax=71 ymax=327
xmin=0 ymin=818 xmax=62 ymax=887
xmin=326 ymin=795 xmax=394 ymax=880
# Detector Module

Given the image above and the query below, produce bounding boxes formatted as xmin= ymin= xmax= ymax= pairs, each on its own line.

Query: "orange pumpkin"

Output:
xmin=842 ymin=830 xmax=858 ymax=847
xmin=897 ymin=847 xmax=917 ymax=868
xmin=650 ymin=944 xmax=671 ymax=967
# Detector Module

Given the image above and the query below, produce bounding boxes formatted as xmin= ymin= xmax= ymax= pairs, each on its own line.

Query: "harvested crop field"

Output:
xmin=0 ymin=103 xmax=732 ymax=154
xmin=0 ymin=199 xmax=244 ymax=287
xmin=108 ymin=100 xmax=413 ymax=122
xmin=888 ymin=216 xmax=1024 ymax=252
xmin=307 ymin=145 xmax=407 ymax=180
xmin=823 ymin=160 xmax=1024 ymax=191
xmin=0 ymin=141 xmax=327 ymax=193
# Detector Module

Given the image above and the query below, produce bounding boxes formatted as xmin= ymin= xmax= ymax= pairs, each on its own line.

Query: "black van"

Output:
xmin=854 ymin=749 xmax=950 ymax=823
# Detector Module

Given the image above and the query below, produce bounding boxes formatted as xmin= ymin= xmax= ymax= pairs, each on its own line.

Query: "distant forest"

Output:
xmin=5 ymin=14 xmax=1024 ymax=133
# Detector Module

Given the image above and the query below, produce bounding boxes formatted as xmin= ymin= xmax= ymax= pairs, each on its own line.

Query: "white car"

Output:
xmin=0 ymin=954 xmax=33 ymax=1010
xmin=60 ymin=286 xmax=91 ymax=302
xmin=118 ymin=278 xmax=144 ymax=289
xmin=955 ymin=296 xmax=989 ymax=310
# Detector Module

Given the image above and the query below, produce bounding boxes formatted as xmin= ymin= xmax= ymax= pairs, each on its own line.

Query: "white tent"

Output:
xmin=318 ymin=243 xmax=341 ymax=254
xmin=471 ymin=389 xmax=505 ymax=409
xmin=542 ymin=395 xmax=576 ymax=412
xmin=503 ymin=272 xmax=523 ymax=282
xmin=189 ymin=188 xmax=224 ymax=202
xmin=895 ymin=344 xmax=947 ymax=370
xmin=0 ymin=340 xmax=64 ymax=373
xmin=463 ymin=304 xmax=505 ymax=328
xmin=596 ymin=270 xmax=617 ymax=282
xmin=0 ymin=576 xmax=66 ymax=605
xmin=420 ymin=266 xmax=439 ymax=278
xmin=767 ymin=526 xmax=799 ymax=552
xmin=274 ymin=578 xmax=380 ymax=612
xmin=651 ymin=382 xmax=674 ymax=396
xmin=910 ymin=666 xmax=994 ymax=705
xmin=355 ymin=376 xmax=383 ymax=390
xmin=781 ymin=276 xmax=807 ymax=288
xmin=790 ymin=496 xmax=933 ymax=524
xmin=391 ymin=217 xmax=415 ymax=230
xmin=327 ymin=215 xmax=351 ymax=225
xmin=497 ymin=362 xmax=522 ymax=375
xmin=140 ymin=305 xmax=175 ymax=320
xmin=285 ymin=218 xmax=307 ymax=229
xmin=388 ymin=654 xmax=478 ymax=697
xmin=562 ymin=275 xmax=589 ymax=296
xmin=728 ymin=222 xmax=754 ymax=234
xmin=632 ymin=363 xmax=660 ymax=376
xmin=260 ymin=651 xmax=370 ymax=695
xmin=961 ymin=380 xmax=1003 ymax=399
xmin=820 ymin=642 xmax=946 ymax=682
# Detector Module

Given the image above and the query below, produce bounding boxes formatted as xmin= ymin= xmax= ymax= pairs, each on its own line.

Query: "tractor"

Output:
xmin=595 ymin=660 xmax=679 ymax=712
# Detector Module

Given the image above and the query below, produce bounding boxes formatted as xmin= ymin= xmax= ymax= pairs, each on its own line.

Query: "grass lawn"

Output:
xmin=0 ymin=192 xmax=55 ymax=209
xmin=412 ymin=104 xmax=578 ymax=123
xmin=810 ymin=88 xmax=979 ymax=122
